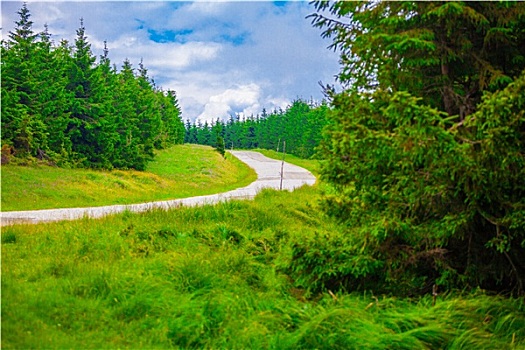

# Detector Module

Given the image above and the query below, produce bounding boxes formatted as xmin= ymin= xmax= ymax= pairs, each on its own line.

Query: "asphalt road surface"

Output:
xmin=0 ymin=151 xmax=316 ymax=226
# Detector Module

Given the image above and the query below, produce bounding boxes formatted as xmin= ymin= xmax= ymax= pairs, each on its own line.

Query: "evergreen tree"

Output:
xmin=1 ymin=3 xmax=46 ymax=158
xmin=187 ymin=99 xmax=328 ymax=158
xmin=112 ymin=59 xmax=148 ymax=169
xmin=215 ymin=136 xmax=226 ymax=158
xmin=87 ymin=40 xmax=119 ymax=168
xmin=136 ymin=58 xmax=162 ymax=152
xmin=0 ymin=4 xmax=195 ymax=169
xmin=161 ymin=90 xmax=185 ymax=145
xmin=184 ymin=119 xmax=193 ymax=143
xmin=33 ymin=24 xmax=74 ymax=163
xmin=196 ymin=121 xmax=212 ymax=146
xmin=66 ymin=18 xmax=108 ymax=167
xmin=310 ymin=1 xmax=525 ymax=118
xmin=211 ymin=118 xmax=224 ymax=139
xmin=311 ymin=1 xmax=525 ymax=294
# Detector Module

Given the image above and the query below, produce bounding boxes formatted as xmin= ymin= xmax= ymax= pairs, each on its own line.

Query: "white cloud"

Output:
xmin=197 ymin=83 xmax=261 ymax=123
xmin=186 ymin=2 xmax=225 ymax=16
xmin=267 ymin=97 xmax=291 ymax=112
xmin=126 ymin=41 xmax=222 ymax=70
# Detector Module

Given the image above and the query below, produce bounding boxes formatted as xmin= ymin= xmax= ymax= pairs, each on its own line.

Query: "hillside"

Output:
xmin=1 ymin=144 xmax=256 ymax=211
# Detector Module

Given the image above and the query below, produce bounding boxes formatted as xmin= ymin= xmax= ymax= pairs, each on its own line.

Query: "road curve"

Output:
xmin=0 ymin=151 xmax=316 ymax=226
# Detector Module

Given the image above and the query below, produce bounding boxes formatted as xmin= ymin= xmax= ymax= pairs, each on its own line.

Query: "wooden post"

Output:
xmin=280 ymin=141 xmax=286 ymax=190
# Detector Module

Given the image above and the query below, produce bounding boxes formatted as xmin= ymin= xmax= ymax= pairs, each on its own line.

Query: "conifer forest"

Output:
xmin=1 ymin=4 xmax=185 ymax=170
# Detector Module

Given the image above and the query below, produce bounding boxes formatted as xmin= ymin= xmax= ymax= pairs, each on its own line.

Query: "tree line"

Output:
xmin=1 ymin=4 xmax=185 ymax=170
xmin=306 ymin=1 xmax=525 ymax=295
xmin=184 ymin=99 xmax=329 ymax=158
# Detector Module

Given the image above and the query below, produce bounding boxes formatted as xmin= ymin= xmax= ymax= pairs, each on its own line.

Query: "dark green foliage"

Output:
xmin=1 ymin=4 xmax=48 ymax=159
xmin=310 ymin=1 xmax=525 ymax=118
xmin=313 ymin=74 xmax=525 ymax=295
xmin=215 ymin=135 xmax=226 ymax=158
xmin=459 ymin=73 xmax=525 ymax=292
xmin=306 ymin=0 xmax=525 ymax=295
xmin=1 ymin=5 xmax=184 ymax=169
xmin=185 ymin=99 xmax=329 ymax=158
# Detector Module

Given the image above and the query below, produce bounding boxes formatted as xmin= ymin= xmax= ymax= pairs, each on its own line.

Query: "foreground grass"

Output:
xmin=2 ymin=186 xmax=523 ymax=349
xmin=1 ymin=144 xmax=256 ymax=211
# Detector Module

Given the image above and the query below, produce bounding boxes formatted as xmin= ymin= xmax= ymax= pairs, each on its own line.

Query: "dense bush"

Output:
xmin=309 ymin=72 xmax=525 ymax=295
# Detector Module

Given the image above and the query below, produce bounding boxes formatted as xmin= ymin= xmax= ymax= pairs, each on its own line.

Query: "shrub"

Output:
xmin=317 ymin=72 xmax=525 ymax=295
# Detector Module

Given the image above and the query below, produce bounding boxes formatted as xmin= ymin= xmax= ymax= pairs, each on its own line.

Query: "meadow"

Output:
xmin=1 ymin=145 xmax=256 ymax=211
xmin=2 ymin=182 xmax=524 ymax=348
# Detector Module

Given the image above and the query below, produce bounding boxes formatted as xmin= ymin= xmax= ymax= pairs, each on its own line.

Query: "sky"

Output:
xmin=1 ymin=1 xmax=340 ymax=123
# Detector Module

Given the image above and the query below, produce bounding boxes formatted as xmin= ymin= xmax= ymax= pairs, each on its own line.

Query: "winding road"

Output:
xmin=0 ymin=151 xmax=316 ymax=226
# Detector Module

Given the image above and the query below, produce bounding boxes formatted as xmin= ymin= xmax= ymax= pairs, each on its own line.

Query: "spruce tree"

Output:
xmin=1 ymin=3 xmax=47 ymax=158
xmin=161 ymin=90 xmax=185 ymax=146
xmin=32 ymin=24 xmax=74 ymax=163
xmin=311 ymin=0 xmax=525 ymax=294
xmin=310 ymin=1 xmax=525 ymax=118
xmin=2 ymin=4 xmax=182 ymax=169
xmin=66 ymin=18 xmax=105 ymax=167
xmin=215 ymin=136 xmax=226 ymax=158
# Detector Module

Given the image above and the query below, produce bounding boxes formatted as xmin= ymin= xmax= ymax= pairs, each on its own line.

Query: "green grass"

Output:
xmin=1 ymin=144 xmax=256 ymax=211
xmin=253 ymin=148 xmax=321 ymax=175
xmin=2 ymin=186 xmax=523 ymax=349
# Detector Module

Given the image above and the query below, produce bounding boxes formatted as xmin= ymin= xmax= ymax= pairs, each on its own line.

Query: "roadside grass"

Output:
xmin=253 ymin=148 xmax=320 ymax=175
xmin=1 ymin=144 xmax=256 ymax=211
xmin=2 ymin=186 xmax=523 ymax=349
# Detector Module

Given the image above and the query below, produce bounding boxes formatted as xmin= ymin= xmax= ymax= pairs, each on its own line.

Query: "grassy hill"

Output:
xmin=1 ymin=144 xmax=256 ymax=211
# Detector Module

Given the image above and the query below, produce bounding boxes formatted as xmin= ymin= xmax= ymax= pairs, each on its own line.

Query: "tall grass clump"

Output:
xmin=2 ymin=186 xmax=524 ymax=349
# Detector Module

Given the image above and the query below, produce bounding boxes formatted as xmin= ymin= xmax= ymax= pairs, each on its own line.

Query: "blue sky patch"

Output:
xmin=148 ymin=28 xmax=193 ymax=44
xmin=273 ymin=1 xmax=288 ymax=7
xmin=218 ymin=32 xmax=250 ymax=46
xmin=135 ymin=19 xmax=145 ymax=30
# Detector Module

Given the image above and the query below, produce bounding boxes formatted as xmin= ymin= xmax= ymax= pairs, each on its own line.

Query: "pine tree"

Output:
xmin=66 ymin=18 xmax=106 ymax=166
xmin=311 ymin=0 xmax=525 ymax=294
xmin=30 ymin=24 xmax=75 ymax=163
xmin=184 ymin=119 xmax=193 ymax=143
xmin=215 ymin=136 xmax=226 ymax=158
xmin=162 ymin=90 xmax=185 ymax=145
xmin=1 ymin=4 xmax=183 ymax=169
xmin=310 ymin=1 xmax=525 ymax=118
xmin=1 ymin=3 xmax=47 ymax=158
xmin=112 ymin=59 xmax=144 ymax=169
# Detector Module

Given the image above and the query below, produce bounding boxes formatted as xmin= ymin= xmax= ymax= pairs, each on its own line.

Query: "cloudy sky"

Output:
xmin=1 ymin=1 xmax=340 ymax=122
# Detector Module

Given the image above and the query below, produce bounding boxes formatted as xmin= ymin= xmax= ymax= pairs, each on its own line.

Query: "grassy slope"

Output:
xmin=253 ymin=148 xmax=320 ymax=175
xmin=2 ymin=186 xmax=523 ymax=349
xmin=1 ymin=144 xmax=256 ymax=211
